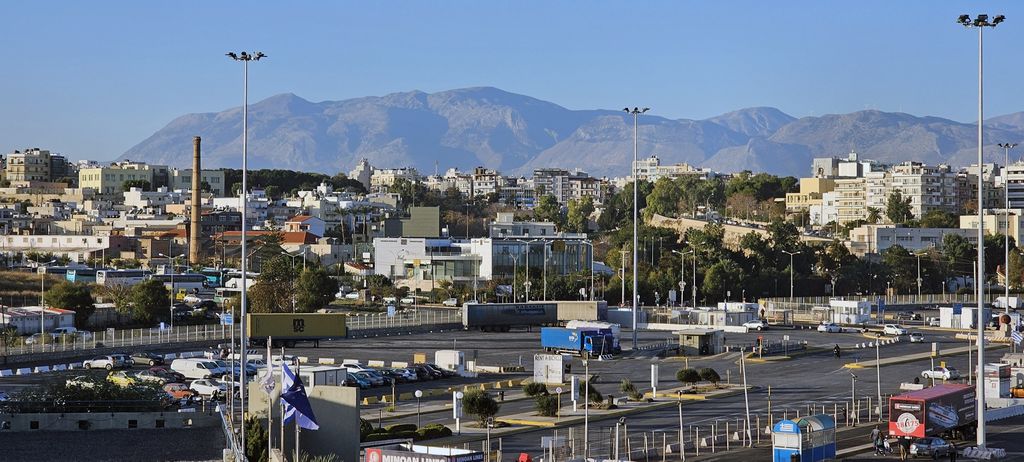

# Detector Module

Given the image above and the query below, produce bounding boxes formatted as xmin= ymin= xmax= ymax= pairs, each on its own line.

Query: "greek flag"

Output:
xmin=281 ymin=362 xmax=319 ymax=430
xmin=1011 ymin=330 xmax=1023 ymax=346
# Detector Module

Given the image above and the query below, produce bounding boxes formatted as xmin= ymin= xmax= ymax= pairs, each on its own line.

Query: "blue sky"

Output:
xmin=3 ymin=1 xmax=1024 ymax=162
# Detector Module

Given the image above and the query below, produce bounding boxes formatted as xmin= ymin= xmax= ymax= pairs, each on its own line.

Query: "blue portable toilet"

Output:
xmin=771 ymin=415 xmax=836 ymax=462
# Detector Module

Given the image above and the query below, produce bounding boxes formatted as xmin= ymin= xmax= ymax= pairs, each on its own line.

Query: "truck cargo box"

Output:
xmin=888 ymin=384 xmax=975 ymax=439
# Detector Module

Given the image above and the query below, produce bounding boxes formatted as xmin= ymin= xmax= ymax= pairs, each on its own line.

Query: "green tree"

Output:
xmin=698 ymin=367 xmax=721 ymax=385
xmin=294 ymin=267 xmax=339 ymax=312
xmin=701 ymin=259 xmax=743 ymax=302
xmin=121 ymin=180 xmax=151 ymax=191
xmin=534 ymin=394 xmax=558 ymax=417
xmin=942 ymin=233 xmax=974 ymax=276
xmin=534 ymin=195 xmax=565 ymax=229
xmin=244 ymin=416 xmax=269 ymax=462
xmin=248 ymin=255 xmax=298 ymax=313
xmin=644 ymin=177 xmax=683 ymax=219
xmin=885 ymin=191 xmax=913 ymax=224
xmin=130 ymin=279 xmax=169 ymax=323
xmin=461 ymin=389 xmax=501 ymax=424
xmin=881 ymin=245 xmax=915 ymax=294
xmin=917 ymin=210 xmax=957 ymax=228
xmin=867 ymin=207 xmax=882 ymax=224
xmin=566 ymin=197 xmax=595 ymax=233
xmin=676 ymin=368 xmax=701 ymax=386
xmin=44 ymin=282 xmax=95 ymax=327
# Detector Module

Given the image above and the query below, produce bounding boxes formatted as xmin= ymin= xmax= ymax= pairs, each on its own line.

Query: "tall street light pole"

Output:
xmin=958 ymin=14 xmax=1004 ymax=449
xmin=38 ymin=259 xmax=56 ymax=344
xmin=782 ymin=250 xmax=800 ymax=302
xmin=158 ymin=253 xmax=186 ymax=327
xmin=999 ymin=142 xmax=1017 ymax=313
xmin=227 ymin=50 xmax=264 ymax=454
xmin=624 ymin=106 xmax=648 ymax=350
xmin=672 ymin=249 xmax=693 ymax=307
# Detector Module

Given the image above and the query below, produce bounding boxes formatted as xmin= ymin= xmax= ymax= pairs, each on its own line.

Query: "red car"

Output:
xmin=163 ymin=382 xmax=196 ymax=402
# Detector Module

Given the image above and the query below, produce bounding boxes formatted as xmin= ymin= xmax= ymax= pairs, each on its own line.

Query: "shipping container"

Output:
xmin=462 ymin=302 xmax=559 ymax=331
xmin=556 ymin=301 xmax=609 ymax=322
xmin=888 ymin=384 xmax=976 ymax=440
xmin=247 ymin=313 xmax=347 ymax=347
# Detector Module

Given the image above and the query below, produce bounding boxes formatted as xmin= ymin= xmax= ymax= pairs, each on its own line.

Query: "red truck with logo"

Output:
xmin=888 ymin=384 xmax=976 ymax=439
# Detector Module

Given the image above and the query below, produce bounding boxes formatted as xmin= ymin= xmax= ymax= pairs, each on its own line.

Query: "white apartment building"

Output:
xmin=632 ymin=155 xmax=713 ymax=182
xmin=834 ymin=178 xmax=867 ymax=225
xmin=370 ymin=167 xmax=420 ymax=192
xmin=887 ymin=162 xmax=959 ymax=218
xmin=959 ymin=209 xmax=1024 ymax=248
xmin=1004 ymin=161 xmax=1024 ymax=209
xmin=808 ymin=192 xmax=838 ymax=226
xmin=168 ymin=168 xmax=226 ymax=196
xmin=846 ymin=224 xmax=975 ymax=257
xmin=4 ymin=148 xmax=51 ymax=182
xmin=349 ymin=158 xmax=373 ymax=191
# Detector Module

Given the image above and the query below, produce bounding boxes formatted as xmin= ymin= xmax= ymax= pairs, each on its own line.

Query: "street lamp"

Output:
xmin=672 ymin=249 xmax=693 ymax=307
xmin=624 ymin=106 xmax=649 ymax=350
xmin=227 ymin=49 xmax=265 ymax=453
xmin=38 ymin=259 xmax=57 ymax=344
xmin=958 ymin=13 xmax=1005 ymax=448
xmin=414 ymin=389 xmax=423 ymax=427
xmin=582 ymin=352 xmax=590 ymax=458
xmin=519 ymin=239 xmax=541 ymax=302
xmin=582 ymin=240 xmax=595 ymax=301
xmin=999 ymin=142 xmax=1017 ymax=314
xmin=875 ymin=333 xmax=882 ymax=421
xmin=782 ymin=250 xmax=800 ymax=302
xmin=158 ymin=253 xmax=186 ymax=327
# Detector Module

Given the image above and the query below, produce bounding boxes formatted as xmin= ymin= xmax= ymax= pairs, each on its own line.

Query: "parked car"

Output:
xmin=170 ymin=358 xmax=225 ymax=379
xmin=742 ymin=319 xmax=768 ymax=331
xmin=106 ymin=371 xmax=137 ymax=387
xmin=909 ymin=437 xmax=951 ymax=458
xmin=352 ymin=371 xmax=385 ymax=387
xmin=163 ymin=382 xmax=196 ymax=402
xmin=442 ymin=298 xmax=459 ymax=307
xmin=344 ymin=292 xmax=360 ymax=300
xmin=410 ymin=365 xmax=438 ymax=380
xmin=883 ymin=324 xmax=908 ymax=336
xmin=382 ymin=296 xmax=397 ymax=304
xmin=363 ymin=369 xmax=392 ymax=386
xmin=23 ymin=333 xmax=48 ymax=345
xmin=112 ymin=353 xmax=135 ymax=367
xmin=909 ymin=332 xmax=925 ymax=343
xmin=189 ymin=379 xmax=228 ymax=399
xmin=131 ymin=352 xmax=165 ymax=366
xmin=84 ymin=355 xmax=125 ymax=370
xmin=400 ymin=297 xmax=415 ymax=304
xmin=895 ymin=311 xmax=921 ymax=321
xmin=927 ymin=317 xmax=940 ymax=327
xmin=148 ymin=366 xmax=186 ymax=383
xmin=135 ymin=370 xmax=171 ymax=385
xmin=817 ymin=322 xmax=842 ymax=333
xmin=342 ymin=362 xmax=372 ymax=373
xmin=344 ymin=375 xmax=371 ymax=389
xmin=921 ymin=366 xmax=960 ymax=380
xmin=422 ymin=363 xmax=453 ymax=378
xmin=66 ymin=376 xmax=97 ymax=388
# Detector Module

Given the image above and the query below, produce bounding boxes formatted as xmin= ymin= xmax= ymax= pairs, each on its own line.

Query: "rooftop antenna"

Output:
xmin=435 ymin=160 xmax=439 ymax=177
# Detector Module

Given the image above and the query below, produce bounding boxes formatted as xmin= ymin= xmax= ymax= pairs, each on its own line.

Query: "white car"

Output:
xmin=909 ymin=332 xmax=925 ymax=343
xmin=342 ymin=362 xmax=372 ymax=373
xmin=743 ymin=320 xmax=768 ymax=331
xmin=442 ymin=298 xmax=459 ymax=307
xmin=817 ymin=322 xmax=842 ymax=333
xmin=83 ymin=355 xmax=124 ymax=370
xmin=383 ymin=296 xmax=397 ymax=304
xmin=921 ymin=367 xmax=960 ymax=380
xmin=189 ymin=379 xmax=228 ymax=398
xmin=400 ymin=297 xmax=415 ymax=304
xmin=883 ymin=324 xmax=908 ymax=336
xmin=344 ymin=292 xmax=360 ymax=300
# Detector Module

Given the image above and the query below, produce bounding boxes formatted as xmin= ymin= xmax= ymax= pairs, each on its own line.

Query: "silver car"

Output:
xmin=909 ymin=437 xmax=951 ymax=458
xmin=84 ymin=355 xmax=125 ymax=370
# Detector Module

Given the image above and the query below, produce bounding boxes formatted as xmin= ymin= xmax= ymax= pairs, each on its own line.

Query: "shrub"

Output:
xmin=676 ymin=368 xmax=700 ymax=385
xmin=415 ymin=424 xmax=453 ymax=440
xmin=535 ymin=394 xmax=559 ymax=416
xmin=360 ymin=419 xmax=373 ymax=440
xmin=523 ymin=382 xmax=548 ymax=397
xmin=577 ymin=379 xmax=602 ymax=404
xmin=619 ymin=378 xmax=643 ymax=401
xmin=462 ymin=389 xmax=500 ymax=424
xmin=698 ymin=367 xmax=721 ymax=385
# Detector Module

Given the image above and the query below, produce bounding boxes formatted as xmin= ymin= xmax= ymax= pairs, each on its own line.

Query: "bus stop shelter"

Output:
xmin=772 ymin=415 xmax=836 ymax=462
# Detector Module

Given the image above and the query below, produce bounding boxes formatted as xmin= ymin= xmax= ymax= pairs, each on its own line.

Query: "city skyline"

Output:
xmin=3 ymin=1 xmax=1024 ymax=162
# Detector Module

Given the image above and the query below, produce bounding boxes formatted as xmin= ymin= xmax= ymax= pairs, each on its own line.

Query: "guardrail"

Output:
xmin=2 ymin=324 xmax=234 ymax=357
xmin=219 ymin=405 xmax=246 ymax=462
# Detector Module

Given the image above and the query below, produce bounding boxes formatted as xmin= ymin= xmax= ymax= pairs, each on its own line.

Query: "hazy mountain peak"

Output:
xmin=117 ymin=87 xmax=1024 ymax=177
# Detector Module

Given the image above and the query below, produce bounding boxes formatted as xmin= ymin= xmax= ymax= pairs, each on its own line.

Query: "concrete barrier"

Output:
xmin=0 ymin=370 xmax=12 ymax=377
xmin=53 ymin=364 xmax=67 ymax=371
xmin=367 ymin=360 xmax=385 ymax=368
xmin=16 ymin=368 xmax=32 ymax=375
xmin=164 ymin=353 xmax=178 ymax=360
xmin=297 ymin=356 xmax=310 ymax=364
xmin=318 ymin=358 xmax=336 ymax=365
xmin=69 ymin=362 xmax=83 ymax=369
xmin=33 ymin=366 xmax=50 ymax=373
xmin=391 ymin=361 xmax=409 ymax=368
xmin=343 ymin=359 xmax=359 ymax=365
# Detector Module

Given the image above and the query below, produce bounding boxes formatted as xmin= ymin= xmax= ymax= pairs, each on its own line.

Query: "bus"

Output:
xmin=96 ymin=269 xmax=151 ymax=287
xmin=148 ymin=273 xmax=208 ymax=294
xmin=65 ymin=268 xmax=98 ymax=284
xmin=199 ymin=268 xmax=229 ymax=287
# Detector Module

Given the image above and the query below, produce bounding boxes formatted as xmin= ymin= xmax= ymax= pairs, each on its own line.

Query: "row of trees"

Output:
xmin=43 ymin=279 xmax=172 ymax=326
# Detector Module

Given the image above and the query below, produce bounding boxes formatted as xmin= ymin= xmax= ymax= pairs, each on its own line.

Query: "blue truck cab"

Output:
xmin=541 ymin=327 xmax=610 ymax=355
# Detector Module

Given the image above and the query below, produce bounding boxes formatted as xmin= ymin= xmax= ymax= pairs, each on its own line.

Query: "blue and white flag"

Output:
xmin=1012 ymin=330 xmax=1023 ymax=346
xmin=281 ymin=362 xmax=319 ymax=430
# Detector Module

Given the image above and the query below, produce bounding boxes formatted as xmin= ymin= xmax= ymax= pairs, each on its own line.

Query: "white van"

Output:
xmin=170 ymin=358 xmax=225 ymax=379
xmin=51 ymin=327 xmax=92 ymax=340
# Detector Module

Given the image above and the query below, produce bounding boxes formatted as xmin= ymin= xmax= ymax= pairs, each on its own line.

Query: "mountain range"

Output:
xmin=118 ymin=87 xmax=1024 ymax=178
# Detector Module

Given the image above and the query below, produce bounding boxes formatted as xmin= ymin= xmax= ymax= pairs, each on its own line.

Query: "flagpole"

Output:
xmin=280 ymin=346 xmax=286 ymax=459
xmin=295 ymin=356 xmax=301 ymax=462
xmin=267 ymin=337 xmax=272 ymax=462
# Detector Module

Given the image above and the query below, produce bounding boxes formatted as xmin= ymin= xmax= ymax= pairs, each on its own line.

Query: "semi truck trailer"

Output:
xmin=888 ymin=384 xmax=976 ymax=440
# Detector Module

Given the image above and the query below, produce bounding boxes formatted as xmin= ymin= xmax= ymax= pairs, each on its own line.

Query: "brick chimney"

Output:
xmin=189 ymin=136 xmax=202 ymax=265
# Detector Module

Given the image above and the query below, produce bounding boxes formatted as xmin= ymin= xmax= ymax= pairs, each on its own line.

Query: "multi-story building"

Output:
xmin=846 ymin=224 xmax=975 ymax=257
xmin=370 ymin=167 xmax=420 ymax=192
xmin=834 ymin=178 xmax=867 ymax=225
xmin=632 ymin=155 xmax=712 ymax=182
xmin=785 ymin=178 xmax=835 ymax=215
xmin=959 ymin=209 xmax=1024 ymax=248
xmin=168 ymin=168 xmax=226 ymax=196
xmin=78 ymin=161 xmax=161 ymax=196
xmin=471 ymin=167 xmax=501 ymax=198
xmin=4 ymin=148 xmax=52 ymax=182
xmin=349 ymin=158 xmax=374 ymax=192
xmin=887 ymin=162 xmax=959 ymax=218
xmin=809 ymin=191 xmax=838 ymax=227
xmin=1004 ymin=161 xmax=1024 ymax=209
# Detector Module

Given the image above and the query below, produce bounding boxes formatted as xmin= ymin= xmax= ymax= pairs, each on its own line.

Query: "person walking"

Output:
xmin=870 ymin=426 xmax=882 ymax=455
xmin=949 ymin=442 xmax=957 ymax=462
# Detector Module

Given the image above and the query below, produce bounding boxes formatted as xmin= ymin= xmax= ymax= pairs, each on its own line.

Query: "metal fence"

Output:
xmin=345 ymin=307 xmax=462 ymax=331
xmin=3 ymin=323 xmax=234 ymax=357
xmin=760 ymin=293 xmax=1002 ymax=307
